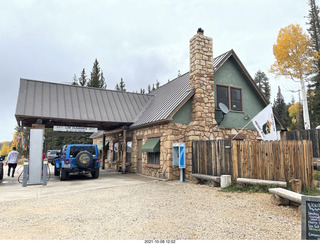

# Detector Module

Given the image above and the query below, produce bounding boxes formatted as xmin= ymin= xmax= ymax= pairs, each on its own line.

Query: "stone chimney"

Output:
xmin=189 ymin=28 xmax=216 ymax=125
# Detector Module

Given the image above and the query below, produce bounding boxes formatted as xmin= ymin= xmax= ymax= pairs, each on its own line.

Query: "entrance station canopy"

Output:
xmin=15 ymin=78 xmax=153 ymax=129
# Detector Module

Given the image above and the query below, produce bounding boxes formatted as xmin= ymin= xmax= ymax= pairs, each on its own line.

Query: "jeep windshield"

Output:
xmin=69 ymin=146 xmax=96 ymax=158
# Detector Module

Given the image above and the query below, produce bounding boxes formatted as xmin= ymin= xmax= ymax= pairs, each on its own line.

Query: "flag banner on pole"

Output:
xmin=252 ymin=104 xmax=278 ymax=141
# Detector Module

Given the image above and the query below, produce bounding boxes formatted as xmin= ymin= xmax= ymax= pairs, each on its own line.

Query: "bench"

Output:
xmin=236 ymin=178 xmax=287 ymax=188
xmin=269 ymin=188 xmax=303 ymax=205
xmin=192 ymin=174 xmax=221 ymax=183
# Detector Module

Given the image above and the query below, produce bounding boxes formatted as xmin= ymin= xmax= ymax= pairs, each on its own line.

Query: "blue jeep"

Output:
xmin=54 ymin=144 xmax=100 ymax=181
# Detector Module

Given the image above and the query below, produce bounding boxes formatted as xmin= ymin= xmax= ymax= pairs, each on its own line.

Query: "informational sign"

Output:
xmin=53 ymin=126 xmax=98 ymax=133
xmin=302 ymin=195 xmax=320 ymax=240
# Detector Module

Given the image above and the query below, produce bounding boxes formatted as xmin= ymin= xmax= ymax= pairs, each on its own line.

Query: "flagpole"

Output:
xmin=231 ymin=103 xmax=274 ymax=141
xmin=231 ymin=118 xmax=254 ymax=140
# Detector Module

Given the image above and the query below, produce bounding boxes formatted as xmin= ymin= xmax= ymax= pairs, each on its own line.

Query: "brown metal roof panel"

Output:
xmin=88 ymin=89 xmax=103 ymax=122
xmin=131 ymin=73 xmax=191 ymax=127
xmin=49 ymin=83 xmax=58 ymax=118
xmin=57 ymin=84 xmax=67 ymax=118
xmin=42 ymin=83 xmax=51 ymax=117
xmin=24 ymin=80 xmax=36 ymax=116
xmin=15 ymin=79 xmax=28 ymax=116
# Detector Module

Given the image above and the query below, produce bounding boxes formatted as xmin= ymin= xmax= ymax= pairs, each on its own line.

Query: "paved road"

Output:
xmin=0 ymin=164 xmax=157 ymax=202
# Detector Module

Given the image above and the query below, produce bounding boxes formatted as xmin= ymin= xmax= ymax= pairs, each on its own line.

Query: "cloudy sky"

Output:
xmin=0 ymin=0 xmax=311 ymax=142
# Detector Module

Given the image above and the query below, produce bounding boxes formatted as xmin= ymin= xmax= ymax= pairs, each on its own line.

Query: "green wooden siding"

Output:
xmin=214 ymin=58 xmax=266 ymax=130
xmin=171 ymin=99 xmax=192 ymax=125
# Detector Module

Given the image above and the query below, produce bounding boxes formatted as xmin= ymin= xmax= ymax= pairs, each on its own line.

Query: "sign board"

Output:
xmin=302 ymin=195 xmax=320 ymax=240
xmin=53 ymin=126 xmax=98 ymax=133
xmin=179 ymin=145 xmax=186 ymax=169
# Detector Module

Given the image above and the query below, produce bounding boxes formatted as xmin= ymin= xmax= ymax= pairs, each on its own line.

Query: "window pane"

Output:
xmin=126 ymin=141 xmax=132 ymax=162
xmin=217 ymin=85 xmax=229 ymax=108
xmin=230 ymin=88 xmax=242 ymax=111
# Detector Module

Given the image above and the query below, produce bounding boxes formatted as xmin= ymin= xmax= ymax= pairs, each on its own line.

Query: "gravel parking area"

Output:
xmin=0 ymin=180 xmax=301 ymax=240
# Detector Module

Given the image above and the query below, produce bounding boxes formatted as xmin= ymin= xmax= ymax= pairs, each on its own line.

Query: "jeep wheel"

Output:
xmin=60 ymin=168 xmax=67 ymax=181
xmin=75 ymin=151 xmax=93 ymax=169
xmin=91 ymin=169 xmax=99 ymax=179
xmin=54 ymin=164 xmax=59 ymax=176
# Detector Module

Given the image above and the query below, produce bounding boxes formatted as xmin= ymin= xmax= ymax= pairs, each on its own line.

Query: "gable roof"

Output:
xmin=130 ymin=72 xmax=194 ymax=128
xmin=15 ymin=78 xmax=153 ymax=129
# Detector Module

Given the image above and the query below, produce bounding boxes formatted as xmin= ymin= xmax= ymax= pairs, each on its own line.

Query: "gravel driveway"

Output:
xmin=0 ymin=179 xmax=301 ymax=240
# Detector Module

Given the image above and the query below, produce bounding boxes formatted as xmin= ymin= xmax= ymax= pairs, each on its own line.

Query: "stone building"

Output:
xmin=91 ymin=28 xmax=284 ymax=180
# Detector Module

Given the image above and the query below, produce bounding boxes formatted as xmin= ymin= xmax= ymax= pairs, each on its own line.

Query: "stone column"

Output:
xmin=189 ymin=28 xmax=216 ymax=125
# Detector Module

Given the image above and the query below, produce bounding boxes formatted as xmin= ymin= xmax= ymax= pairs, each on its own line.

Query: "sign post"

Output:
xmin=301 ymin=195 xmax=320 ymax=240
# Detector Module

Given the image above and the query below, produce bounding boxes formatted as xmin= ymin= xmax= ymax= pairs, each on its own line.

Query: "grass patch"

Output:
xmin=303 ymin=187 xmax=320 ymax=196
xmin=219 ymin=183 xmax=269 ymax=194
xmin=314 ymin=170 xmax=320 ymax=181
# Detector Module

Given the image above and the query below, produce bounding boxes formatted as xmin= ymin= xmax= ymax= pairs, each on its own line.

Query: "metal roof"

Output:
xmin=130 ymin=72 xmax=194 ymax=128
xmin=15 ymin=49 xmax=284 ymax=131
xmin=15 ymin=78 xmax=153 ymax=129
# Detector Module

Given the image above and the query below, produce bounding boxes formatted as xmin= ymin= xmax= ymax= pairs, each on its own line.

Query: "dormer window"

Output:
xmin=216 ymin=84 xmax=243 ymax=112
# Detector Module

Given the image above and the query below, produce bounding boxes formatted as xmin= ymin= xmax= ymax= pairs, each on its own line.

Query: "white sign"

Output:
xmin=252 ymin=104 xmax=278 ymax=141
xmin=53 ymin=126 xmax=98 ymax=133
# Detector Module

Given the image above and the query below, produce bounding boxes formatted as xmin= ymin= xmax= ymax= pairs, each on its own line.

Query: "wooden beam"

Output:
xmin=268 ymin=188 xmax=302 ymax=204
xmin=192 ymin=173 xmax=221 ymax=183
xmin=237 ymin=178 xmax=287 ymax=188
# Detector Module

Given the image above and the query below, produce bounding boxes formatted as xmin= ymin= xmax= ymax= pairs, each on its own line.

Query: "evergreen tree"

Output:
xmin=119 ymin=78 xmax=126 ymax=91
xmin=273 ymin=86 xmax=288 ymax=128
xmin=115 ymin=78 xmax=126 ymax=92
xmin=307 ymin=0 xmax=320 ymax=127
xmin=140 ymin=88 xmax=145 ymax=94
xmin=78 ymin=68 xmax=87 ymax=86
xmin=72 ymin=74 xmax=78 ymax=86
xmin=147 ymin=84 xmax=151 ymax=93
xmin=88 ymin=59 xmax=106 ymax=88
xmin=156 ymin=80 xmax=160 ymax=89
xmin=253 ymin=70 xmax=271 ymax=103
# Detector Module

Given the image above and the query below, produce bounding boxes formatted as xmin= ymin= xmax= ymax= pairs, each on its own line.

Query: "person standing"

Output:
xmin=6 ymin=147 xmax=20 ymax=177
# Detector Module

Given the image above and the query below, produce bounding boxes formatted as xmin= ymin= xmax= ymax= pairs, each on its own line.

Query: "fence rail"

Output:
xmin=192 ymin=139 xmax=314 ymax=189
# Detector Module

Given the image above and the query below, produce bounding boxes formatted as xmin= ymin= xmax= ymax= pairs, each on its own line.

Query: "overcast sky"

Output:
xmin=0 ymin=0 xmax=311 ymax=142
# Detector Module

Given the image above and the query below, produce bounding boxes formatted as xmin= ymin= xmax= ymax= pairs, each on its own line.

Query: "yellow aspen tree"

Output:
xmin=1 ymin=142 xmax=11 ymax=155
xmin=11 ymin=131 xmax=18 ymax=149
xmin=270 ymin=24 xmax=319 ymax=130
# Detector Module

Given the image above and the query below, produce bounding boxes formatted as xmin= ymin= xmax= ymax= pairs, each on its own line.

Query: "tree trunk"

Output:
xmin=300 ymin=79 xmax=311 ymax=129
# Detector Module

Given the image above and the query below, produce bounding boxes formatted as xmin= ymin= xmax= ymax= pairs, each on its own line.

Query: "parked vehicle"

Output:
xmin=0 ymin=155 xmax=6 ymax=180
xmin=54 ymin=144 xmax=100 ymax=181
xmin=47 ymin=150 xmax=61 ymax=165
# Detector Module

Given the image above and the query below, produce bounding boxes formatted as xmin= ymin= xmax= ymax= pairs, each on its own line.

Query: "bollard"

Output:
xmin=22 ymin=159 xmax=29 ymax=187
xmin=42 ymin=158 xmax=48 ymax=186
xmin=221 ymin=175 xmax=232 ymax=188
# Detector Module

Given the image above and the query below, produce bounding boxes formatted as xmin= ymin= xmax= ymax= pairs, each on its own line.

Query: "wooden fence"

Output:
xmin=192 ymin=139 xmax=314 ymax=189
xmin=285 ymin=129 xmax=320 ymax=158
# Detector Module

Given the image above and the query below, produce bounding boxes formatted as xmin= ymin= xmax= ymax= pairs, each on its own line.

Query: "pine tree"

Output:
xmin=119 ymin=78 xmax=126 ymax=91
xmin=72 ymin=74 xmax=78 ymax=86
xmin=254 ymin=70 xmax=271 ymax=103
xmin=78 ymin=68 xmax=87 ymax=86
xmin=307 ymin=0 xmax=320 ymax=128
xmin=273 ymin=86 xmax=288 ymax=128
xmin=115 ymin=84 xmax=120 ymax=91
xmin=88 ymin=59 xmax=106 ymax=88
